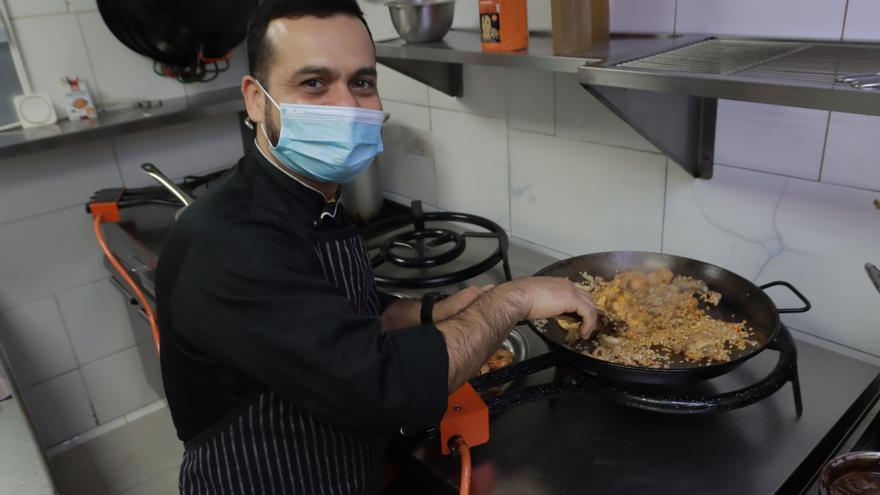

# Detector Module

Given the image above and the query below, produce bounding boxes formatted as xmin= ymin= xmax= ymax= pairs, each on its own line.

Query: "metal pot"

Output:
xmin=340 ymin=112 xmax=391 ymax=223
xmin=341 ymin=155 xmax=384 ymax=224
xmin=819 ymin=451 xmax=880 ymax=494
xmin=386 ymin=0 xmax=456 ymax=44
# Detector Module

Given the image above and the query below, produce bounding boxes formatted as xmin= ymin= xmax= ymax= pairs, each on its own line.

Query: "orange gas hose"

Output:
xmin=453 ymin=437 xmax=472 ymax=495
xmin=92 ymin=215 xmax=161 ymax=355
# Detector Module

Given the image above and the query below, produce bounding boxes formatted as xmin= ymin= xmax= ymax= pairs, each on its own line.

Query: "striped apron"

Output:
xmin=179 ymin=228 xmax=386 ymax=495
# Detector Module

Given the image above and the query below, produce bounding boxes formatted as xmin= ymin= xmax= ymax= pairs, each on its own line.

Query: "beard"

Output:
xmin=264 ymin=105 xmax=281 ymax=146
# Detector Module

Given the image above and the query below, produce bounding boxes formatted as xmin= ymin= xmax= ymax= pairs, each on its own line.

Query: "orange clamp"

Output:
xmin=440 ymin=383 xmax=489 ymax=455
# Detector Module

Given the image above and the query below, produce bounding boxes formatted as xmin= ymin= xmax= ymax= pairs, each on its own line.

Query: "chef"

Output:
xmin=155 ymin=1 xmax=597 ymax=494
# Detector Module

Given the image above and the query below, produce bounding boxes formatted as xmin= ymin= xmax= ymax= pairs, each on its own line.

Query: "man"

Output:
xmin=155 ymin=1 xmax=597 ymax=494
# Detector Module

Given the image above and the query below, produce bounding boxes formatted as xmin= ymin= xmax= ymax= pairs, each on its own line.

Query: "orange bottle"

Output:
xmin=479 ymin=0 xmax=528 ymax=52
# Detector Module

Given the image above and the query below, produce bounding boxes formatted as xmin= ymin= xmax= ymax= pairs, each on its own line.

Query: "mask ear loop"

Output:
xmin=253 ymin=79 xmax=282 ymax=147
xmin=253 ymin=79 xmax=282 ymax=110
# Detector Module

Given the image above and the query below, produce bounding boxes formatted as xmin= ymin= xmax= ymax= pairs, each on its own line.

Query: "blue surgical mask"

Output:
xmin=256 ymin=81 xmax=385 ymax=183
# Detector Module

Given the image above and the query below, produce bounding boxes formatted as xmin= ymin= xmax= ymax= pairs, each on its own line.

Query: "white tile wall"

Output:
xmin=431 ymin=108 xmax=510 ymax=229
xmin=611 ymin=0 xmax=677 ymax=34
xmin=68 ymin=0 xmax=98 ymax=13
xmin=714 ymin=100 xmax=829 ymax=180
xmin=77 ymin=11 xmax=186 ymax=105
xmin=81 ymin=346 xmax=160 ymax=424
xmin=21 ymin=370 xmax=96 ymax=447
xmin=12 ymin=13 xmax=99 ymax=117
xmin=451 ymin=0 xmax=479 ymax=30
xmin=528 ymin=0 xmax=553 ymax=32
xmin=428 ymin=65 xmax=508 ymax=118
xmin=0 ymin=297 xmax=77 ymax=388
xmin=359 ymin=1 xmax=399 ymax=41
xmin=0 ymin=140 xmax=119 ymax=225
xmin=510 ymin=130 xmax=666 ymax=254
xmin=507 ymin=68 xmax=554 ymax=135
xmin=761 ymin=252 xmax=880 ymax=357
xmin=842 ymin=0 xmax=880 ymax=41
xmin=0 ymin=206 xmax=108 ymax=312
xmin=6 ymin=0 xmax=66 ymax=19
xmin=821 ymin=112 xmax=880 ymax=191
xmin=554 ymin=73 xmax=656 ymax=152
xmin=775 ymin=178 xmax=880 ymax=266
xmin=663 ymin=164 xmax=788 ymax=280
xmin=112 ymin=115 xmax=244 ymax=188
xmin=378 ymin=100 xmax=437 ymax=205
xmin=378 ymin=64 xmax=430 ymax=106
xmin=57 ymin=279 xmax=137 ymax=366
xmin=675 ymin=0 xmax=848 ymax=39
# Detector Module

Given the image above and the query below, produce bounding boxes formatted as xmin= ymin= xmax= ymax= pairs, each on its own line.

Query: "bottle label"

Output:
xmin=480 ymin=13 xmax=501 ymax=43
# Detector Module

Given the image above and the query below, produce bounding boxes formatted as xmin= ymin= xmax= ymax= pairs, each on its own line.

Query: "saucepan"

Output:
xmin=527 ymin=251 xmax=811 ymax=385
xmin=140 ymin=162 xmax=194 ymax=220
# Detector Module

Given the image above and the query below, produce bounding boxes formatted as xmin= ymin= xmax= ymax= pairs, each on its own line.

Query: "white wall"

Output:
xmin=1 ymin=0 xmax=879 ymax=451
xmin=0 ymin=0 xmax=247 ymax=449
xmin=369 ymin=1 xmax=880 ymax=366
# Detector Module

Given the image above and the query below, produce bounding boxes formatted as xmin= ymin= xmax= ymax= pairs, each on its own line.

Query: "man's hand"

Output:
xmin=436 ymin=276 xmax=597 ymax=392
xmin=508 ymin=277 xmax=598 ymax=338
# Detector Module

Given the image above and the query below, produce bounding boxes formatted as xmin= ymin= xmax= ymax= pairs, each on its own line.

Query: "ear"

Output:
xmin=241 ymin=75 xmax=266 ymax=125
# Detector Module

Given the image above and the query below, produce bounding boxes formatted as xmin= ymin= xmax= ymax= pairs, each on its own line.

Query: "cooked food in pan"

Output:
xmin=556 ymin=268 xmax=756 ymax=368
xmin=479 ymin=347 xmax=515 ymax=375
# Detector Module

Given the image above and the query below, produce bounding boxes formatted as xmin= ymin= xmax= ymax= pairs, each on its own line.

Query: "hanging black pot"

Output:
xmin=97 ymin=0 xmax=201 ymax=67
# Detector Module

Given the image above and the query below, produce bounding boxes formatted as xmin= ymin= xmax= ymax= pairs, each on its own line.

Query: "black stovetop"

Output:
xmin=394 ymin=326 xmax=880 ymax=495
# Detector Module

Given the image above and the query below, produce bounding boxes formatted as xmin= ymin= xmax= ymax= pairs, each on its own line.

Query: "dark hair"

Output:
xmin=247 ymin=0 xmax=373 ymax=86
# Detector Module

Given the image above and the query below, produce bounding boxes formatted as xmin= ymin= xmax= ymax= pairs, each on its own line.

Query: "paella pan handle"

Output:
xmin=759 ymin=281 xmax=811 ymax=314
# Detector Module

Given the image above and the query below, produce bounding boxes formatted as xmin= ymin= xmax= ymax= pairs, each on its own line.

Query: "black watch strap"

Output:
xmin=420 ymin=292 xmax=447 ymax=325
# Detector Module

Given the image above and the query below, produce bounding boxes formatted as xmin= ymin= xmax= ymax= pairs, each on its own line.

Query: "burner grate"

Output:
xmin=472 ymin=326 xmax=803 ymax=417
xmin=362 ymin=200 xmax=512 ymax=288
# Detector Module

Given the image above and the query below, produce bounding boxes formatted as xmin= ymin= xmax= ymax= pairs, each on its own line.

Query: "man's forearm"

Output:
xmin=435 ymin=284 xmax=527 ymax=392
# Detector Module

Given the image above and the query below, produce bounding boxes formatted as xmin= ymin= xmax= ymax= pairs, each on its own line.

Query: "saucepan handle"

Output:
xmin=760 ymin=281 xmax=811 ymax=314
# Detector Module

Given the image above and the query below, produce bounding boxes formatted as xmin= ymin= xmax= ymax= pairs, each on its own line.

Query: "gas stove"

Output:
xmin=94 ymin=187 xmax=880 ymax=495
xmin=393 ymin=328 xmax=880 ymax=495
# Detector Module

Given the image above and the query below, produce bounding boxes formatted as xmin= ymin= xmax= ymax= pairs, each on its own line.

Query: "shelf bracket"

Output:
xmin=378 ymin=58 xmax=464 ymax=98
xmin=582 ymin=85 xmax=717 ymax=179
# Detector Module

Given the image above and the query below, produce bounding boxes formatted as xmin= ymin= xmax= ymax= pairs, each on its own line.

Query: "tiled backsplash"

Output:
xmin=0 ymin=0 xmax=878 ymax=453
xmin=368 ymin=1 xmax=880 ymax=369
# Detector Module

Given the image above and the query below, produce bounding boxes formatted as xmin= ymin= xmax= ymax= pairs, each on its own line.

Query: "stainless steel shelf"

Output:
xmin=377 ymin=31 xmax=880 ymax=179
xmin=0 ymin=86 xmax=244 ymax=160
xmin=375 ymin=30 xmax=702 ymax=96
xmin=376 ymin=30 xmax=718 ymax=178
xmin=580 ymin=38 xmax=880 ymax=116
xmin=376 ymin=29 xmax=700 ymax=73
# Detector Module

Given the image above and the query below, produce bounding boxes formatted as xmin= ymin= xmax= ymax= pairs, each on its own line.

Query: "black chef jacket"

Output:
xmin=155 ymin=143 xmax=449 ymax=495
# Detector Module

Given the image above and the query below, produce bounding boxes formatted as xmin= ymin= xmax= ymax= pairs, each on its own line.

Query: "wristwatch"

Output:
xmin=420 ymin=292 xmax=448 ymax=325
